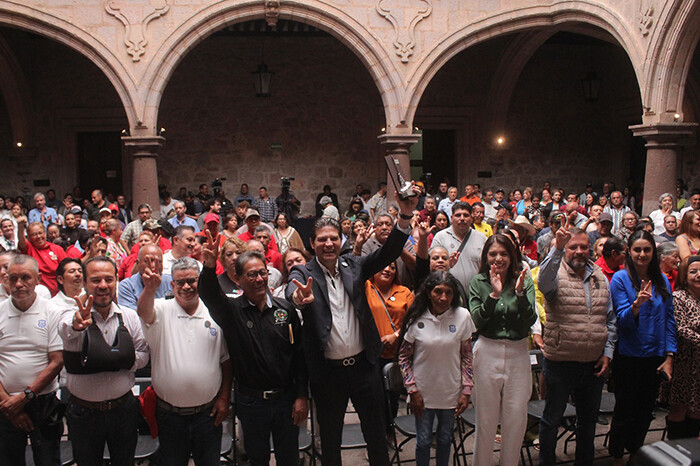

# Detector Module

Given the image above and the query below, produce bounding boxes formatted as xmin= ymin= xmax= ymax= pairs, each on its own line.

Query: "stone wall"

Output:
xmin=157 ymin=34 xmax=385 ymax=216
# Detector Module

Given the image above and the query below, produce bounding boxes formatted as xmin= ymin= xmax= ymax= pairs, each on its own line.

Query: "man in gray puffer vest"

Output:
xmin=537 ymin=225 xmax=617 ymax=465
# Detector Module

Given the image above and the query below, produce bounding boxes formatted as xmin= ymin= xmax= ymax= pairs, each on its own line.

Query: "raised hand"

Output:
xmin=416 ymin=221 xmax=436 ymax=240
xmin=515 ymin=269 xmax=527 ymax=294
xmin=72 ymin=295 xmax=93 ymax=331
xmin=394 ymin=182 xmax=421 ymax=214
xmin=291 ymin=277 xmax=314 ymax=306
xmin=554 ymin=223 xmax=571 ymax=251
xmin=489 ymin=264 xmax=503 ymax=298
xmin=636 ymin=280 xmax=653 ymax=305
xmin=141 ymin=258 xmax=162 ymax=291
xmin=202 ymin=230 xmax=220 ymax=267
xmin=355 ymin=225 xmax=375 ymax=249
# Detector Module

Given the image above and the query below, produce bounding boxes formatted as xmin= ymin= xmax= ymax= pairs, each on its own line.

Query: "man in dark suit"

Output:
xmin=287 ymin=186 xmax=419 ymax=466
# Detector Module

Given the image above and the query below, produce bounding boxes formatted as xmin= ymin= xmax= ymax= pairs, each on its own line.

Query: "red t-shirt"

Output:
xmin=237 ymin=232 xmax=279 ymax=253
xmin=26 ymin=242 xmax=66 ymax=296
xmin=594 ymin=256 xmax=625 ymax=283
xmin=267 ymin=249 xmax=283 ymax=272
xmin=66 ymin=246 xmax=84 ymax=259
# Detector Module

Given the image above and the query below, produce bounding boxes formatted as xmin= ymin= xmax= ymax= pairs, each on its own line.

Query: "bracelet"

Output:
xmin=399 ymin=212 xmax=413 ymax=220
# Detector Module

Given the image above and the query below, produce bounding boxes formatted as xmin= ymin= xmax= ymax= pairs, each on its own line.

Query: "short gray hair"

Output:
xmin=658 ymin=192 xmax=674 ymax=206
xmin=173 ymin=200 xmax=185 ymax=209
xmin=171 ymin=257 xmax=200 ymax=275
xmin=657 ymin=241 xmax=678 ymax=260
xmin=9 ymin=254 xmax=39 ymax=274
xmin=33 ymin=192 xmax=45 ymax=201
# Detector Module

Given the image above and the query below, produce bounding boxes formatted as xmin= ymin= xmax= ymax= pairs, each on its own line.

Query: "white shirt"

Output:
xmin=162 ymin=250 xmax=201 ymax=276
xmin=0 ymin=284 xmax=51 ymax=303
xmin=403 ymin=306 xmax=475 ymax=409
xmin=59 ymin=303 xmax=149 ymax=401
xmin=680 ymin=205 xmax=695 ymax=218
xmin=649 ymin=209 xmax=681 ymax=235
xmin=50 ymin=290 xmax=85 ymax=310
xmin=0 ymin=296 xmax=62 ymax=395
xmin=431 ymin=226 xmax=487 ymax=291
xmin=142 ymin=298 xmax=228 ymax=407
xmin=316 ymin=257 xmax=364 ymax=359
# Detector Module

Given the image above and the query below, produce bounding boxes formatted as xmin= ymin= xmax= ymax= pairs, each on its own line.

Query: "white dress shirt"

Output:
xmin=58 ymin=302 xmax=149 ymax=401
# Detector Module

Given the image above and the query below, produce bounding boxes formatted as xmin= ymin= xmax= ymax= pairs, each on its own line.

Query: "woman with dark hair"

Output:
xmin=665 ymin=256 xmax=700 ymax=439
xmin=609 ymin=230 xmax=676 ymax=465
xmin=345 ymin=198 xmax=364 ymax=221
xmin=272 ymin=212 xmax=304 ymax=255
xmin=366 ymin=262 xmax=413 ymax=431
xmin=221 ymin=212 xmax=239 ymax=239
xmin=398 ymin=271 xmax=475 ymax=466
xmin=273 ymin=247 xmax=311 ymax=298
xmin=469 ymin=233 xmax=536 ymax=465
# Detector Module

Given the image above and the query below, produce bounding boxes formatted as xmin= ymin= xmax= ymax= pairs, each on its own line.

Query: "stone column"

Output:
xmin=378 ymin=134 xmax=421 ymax=196
xmin=630 ymin=123 xmax=697 ymax=216
xmin=122 ymin=136 xmax=165 ymax=219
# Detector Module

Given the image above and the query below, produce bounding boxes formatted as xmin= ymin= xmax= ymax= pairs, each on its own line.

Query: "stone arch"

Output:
xmin=405 ymin=3 xmax=644 ymax=127
xmin=141 ymin=1 xmax=402 ymax=135
xmin=0 ymin=4 xmax=138 ymax=128
xmin=643 ymin=0 xmax=700 ymax=123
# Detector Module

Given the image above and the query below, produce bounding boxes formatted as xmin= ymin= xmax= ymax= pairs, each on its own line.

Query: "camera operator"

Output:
xmin=276 ymin=178 xmax=301 ymax=223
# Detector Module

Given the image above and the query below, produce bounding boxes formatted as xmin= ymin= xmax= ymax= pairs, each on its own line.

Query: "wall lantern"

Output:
xmin=252 ymin=63 xmax=274 ymax=98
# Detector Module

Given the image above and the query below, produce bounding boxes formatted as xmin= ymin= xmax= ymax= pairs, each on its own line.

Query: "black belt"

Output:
xmin=156 ymin=397 xmax=215 ymax=416
xmin=237 ymin=385 xmax=289 ymax=400
xmin=70 ymin=392 xmax=132 ymax=411
xmin=327 ymin=351 xmax=364 ymax=368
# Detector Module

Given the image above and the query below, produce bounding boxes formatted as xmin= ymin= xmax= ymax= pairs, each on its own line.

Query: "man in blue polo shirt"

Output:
xmin=168 ymin=201 xmax=199 ymax=233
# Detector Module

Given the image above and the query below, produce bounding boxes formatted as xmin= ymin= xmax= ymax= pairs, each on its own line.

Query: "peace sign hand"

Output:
xmin=141 ymin=261 xmax=162 ymax=291
xmin=355 ymin=225 xmax=375 ymax=249
xmin=636 ymin=280 xmax=653 ymax=305
xmin=72 ymin=295 xmax=93 ymax=331
xmin=202 ymin=230 xmax=220 ymax=268
xmin=291 ymin=277 xmax=314 ymax=306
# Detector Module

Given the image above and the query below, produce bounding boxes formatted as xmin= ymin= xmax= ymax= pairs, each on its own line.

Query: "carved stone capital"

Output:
xmin=265 ymin=0 xmax=280 ymax=28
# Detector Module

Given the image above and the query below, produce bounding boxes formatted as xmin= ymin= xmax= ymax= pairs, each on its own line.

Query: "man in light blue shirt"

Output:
xmin=118 ymin=243 xmax=173 ymax=309
xmin=28 ymin=193 xmax=58 ymax=227
xmin=167 ymin=201 xmax=199 ymax=232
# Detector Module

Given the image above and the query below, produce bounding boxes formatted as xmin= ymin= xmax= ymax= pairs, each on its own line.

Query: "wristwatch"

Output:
xmin=23 ymin=387 xmax=36 ymax=401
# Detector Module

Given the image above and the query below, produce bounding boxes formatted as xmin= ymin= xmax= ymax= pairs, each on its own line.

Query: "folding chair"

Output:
xmin=25 ymin=440 xmax=74 ymax=466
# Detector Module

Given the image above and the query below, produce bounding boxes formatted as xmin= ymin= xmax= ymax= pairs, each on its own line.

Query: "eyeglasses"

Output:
xmin=173 ymin=278 xmax=197 ymax=287
xmin=245 ymin=269 xmax=268 ymax=279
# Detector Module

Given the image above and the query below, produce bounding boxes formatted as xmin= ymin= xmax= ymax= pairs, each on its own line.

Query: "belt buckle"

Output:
xmin=343 ymin=357 xmax=356 ymax=367
xmin=262 ymin=390 xmax=276 ymax=400
xmin=180 ymin=407 xmax=197 ymax=416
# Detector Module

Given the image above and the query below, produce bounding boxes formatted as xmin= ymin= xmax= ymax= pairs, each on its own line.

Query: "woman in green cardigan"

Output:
xmin=469 ymin=233 xmax=537 ymax=465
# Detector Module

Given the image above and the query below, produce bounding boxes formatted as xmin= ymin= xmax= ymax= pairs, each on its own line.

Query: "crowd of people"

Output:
xmin=0 ymin=176 xmax=698 ymax=466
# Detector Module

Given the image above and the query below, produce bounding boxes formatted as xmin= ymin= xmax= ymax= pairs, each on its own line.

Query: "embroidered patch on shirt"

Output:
xmin=449 ymin=324 xmax=457 ymax=333
xmin=37 ymin=319 xmax=47 ymax=329
xmin=274 ymin=309 xmax=289 ymax=324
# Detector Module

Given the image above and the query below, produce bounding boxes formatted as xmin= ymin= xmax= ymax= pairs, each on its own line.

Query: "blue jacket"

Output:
xmin=610 ymin=270 xmax=677 ymax=357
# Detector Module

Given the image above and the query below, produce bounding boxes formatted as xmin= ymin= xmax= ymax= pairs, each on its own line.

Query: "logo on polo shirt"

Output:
xmin=48 ymin=251 xmax=57 ymax=262
xmin=449 ymin=324 xmax=456 ymax=333
xmin=274 ymin=309 xmax=288 ymax=325
xmin=209 ymin=328 xmax=217 ymax=337
xmin=37 ymin=319 xmax=47 ymax=329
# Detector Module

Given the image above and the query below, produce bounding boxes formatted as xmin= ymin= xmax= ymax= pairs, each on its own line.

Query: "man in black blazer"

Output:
xmin=288 ymin=186 xmax=419 ymax=466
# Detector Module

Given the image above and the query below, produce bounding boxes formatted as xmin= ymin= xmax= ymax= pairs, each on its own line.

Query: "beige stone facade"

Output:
xmin=0 ymin=0 xmax=699 ymax=215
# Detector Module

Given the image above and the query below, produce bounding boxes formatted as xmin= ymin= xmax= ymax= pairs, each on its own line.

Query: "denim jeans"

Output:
xmin=415 ymin=408 xmax=454 ymax=466
xmin=67 ymin=394 xmax=139 ymax=466
xmin=235 ymin=390 xmax=299 ymax=466
xmin=0 ymin=394 xmax=63 ymax=466
xmin=539 ymin=359 xmax=604 ymax=466
xmin=156 ymin=404 xmax=222 ymax=466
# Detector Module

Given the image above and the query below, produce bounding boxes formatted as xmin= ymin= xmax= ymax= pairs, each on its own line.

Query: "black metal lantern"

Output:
xmin=252 ymin=63 xmax=273 ymax=97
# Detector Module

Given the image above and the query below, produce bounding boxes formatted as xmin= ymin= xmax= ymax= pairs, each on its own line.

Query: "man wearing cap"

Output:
xmin=319 ymin=196 xmax=340 ymax=221
xmin=200 ymin=213 xmax=221 ymax=244
xmin=238 ymin=210 xmax=278 ymax=250
xmin=121 ymin=203 xmax=153 ymax=249
xmin=168 ymin=200 xmax=200 ymax=232
xmin=163 ymin=226 xmax=199 ymax=275
xmin=0 ymin=254 xmax=64 ymax=465
xmin=28 ymin=193 xmax=59 ymax=228
xmin=197 ymin=199 xmax=222 ymax=232
xmin=137 ymin=256 xmax=231 ymax=465
xmin=587 ymin=212 xmax=614 ymax=251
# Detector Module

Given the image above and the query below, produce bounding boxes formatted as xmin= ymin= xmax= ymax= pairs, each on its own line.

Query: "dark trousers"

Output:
xmin=156 ymin=405 xmax=222 ymax=466
xmin=0 ymin=394 xmax=63 ymax=466
xmin=236 ymin=390 xmax=299 ymax=466
xmin=311 ymin=357 xmax=390 ymax=466
xmin=67 ymin=394 xmax=138 ymax=466
xmin=539 ymin=359 xmax=604 ymax=466
xmin=609 ymin=354 xmax=664 ymax=459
